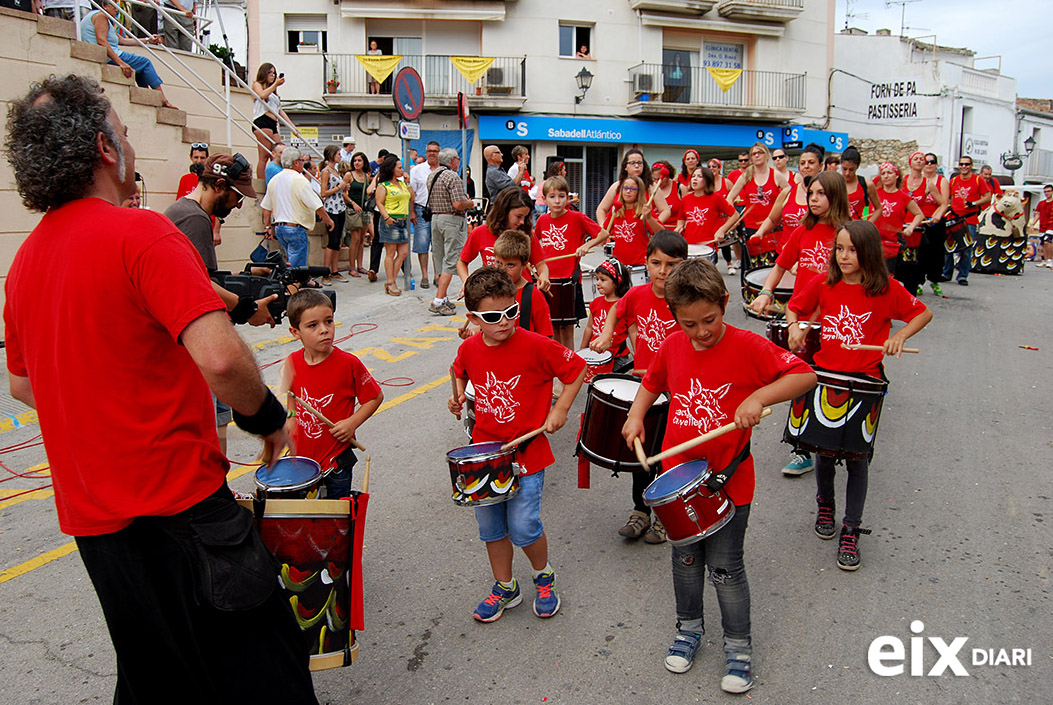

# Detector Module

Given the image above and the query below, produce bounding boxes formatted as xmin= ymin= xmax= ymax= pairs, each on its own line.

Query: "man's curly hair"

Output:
xmin=5 ymin=74 xmax=119 ymax=213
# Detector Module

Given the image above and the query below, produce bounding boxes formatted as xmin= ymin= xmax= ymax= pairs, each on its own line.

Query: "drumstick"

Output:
xmin=646 ymin=408 xmax=773 ymax=466
xmin=631 ymin=369 xmax=647 ymax=376
xmin=841 ymin=343 xmax=920 ymax=354
xmin=290 ymin=392 xmax=367 ymax=451
xmin=633 ymin=437 xmax=649 ymax=470
xmin=362 ymin=456 xmax=371 ymax=494
xmin=500 ymin=425 xmax=547 ymax=452
xmin=449 ymin=365 xmax=458 ymax=398
xmin=542 ymin=249 xmax=595 ymax=264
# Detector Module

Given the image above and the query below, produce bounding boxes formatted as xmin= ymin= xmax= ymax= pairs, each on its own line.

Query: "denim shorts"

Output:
xmin=475 ymin=470 xmax=544 ymax=547
xmin=379 ymin=218 xmax=409 ymax=244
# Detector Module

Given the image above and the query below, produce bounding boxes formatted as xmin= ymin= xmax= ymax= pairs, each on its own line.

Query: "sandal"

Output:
xmin=349 ymin=269 xmax=362 ymax=278
xmin=367 ymin=270 xmax=377 ymax=282
xmin=357 ymin=267 xmax=369 ymax=274
xmin=385 ymin=283 xmax=402 ymax=297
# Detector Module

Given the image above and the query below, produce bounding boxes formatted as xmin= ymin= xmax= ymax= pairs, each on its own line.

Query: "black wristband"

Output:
xmin=232 ymin=390 xmax=286 ymax=437
xmin=229 ymin=296 xmax=258 ymax=325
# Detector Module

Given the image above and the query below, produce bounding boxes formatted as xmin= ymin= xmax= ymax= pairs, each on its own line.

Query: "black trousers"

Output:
xmin=369 ymin=211 xmax=383 ymax=272
xmin=76 ymin=487 xmax=318 ymax=705
xmin=919 ymin=222 xmax=946 ymax=284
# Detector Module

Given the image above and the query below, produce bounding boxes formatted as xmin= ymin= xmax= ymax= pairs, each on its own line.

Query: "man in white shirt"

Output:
xmin=260 ymin=147 xmax=334 ymax=267
xmin=507 ymin=144 xmax=529 ymax=182
xmin=339 ymin=136 xmax=356 ymax=164
xmin=408 ymin=141 xmax=442 ymax=288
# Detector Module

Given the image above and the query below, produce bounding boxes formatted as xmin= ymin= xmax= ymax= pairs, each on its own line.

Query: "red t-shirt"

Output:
xmin=453 ymin=329 xmax=585 ymax=474
xmin=516 ymin=283 xmax=554 ymax=337
xmin=460 ymin=224 xmax=545 ymax=272
xmin=950 ymin=173 xmax=991 ymax=225
xmin=907 ymin=174 xmax=945 ymax=219
xmin=985 ymin=177 xmax=1003 ymax=196
xmin=743 ymin=169 xmax=779 ymax=229
xmin=610 ymin=211 xmax=652 ymax=266
xmin=615 ymin=283 xmax=676 ymax=372
xmin=177 ymin=172 xmax=199 ymax=199
xmin=4 ymin=198 xmax=228 ymax=536
xmin=876 ymin=188 xmax=912 ymax=258
xmin=589 ymin=296 xmax=628 ymax=356
xmin=1037 ymin=199 xmax=1053 ymax=231
xmin=643 ymin=327 xmax=812 ymax=505
xmin=847 ymin=181 xmax=869 ymax=220
xmin=714 ymin=177 xmax=732 ymax=204
xmin=288 ymin=348 xmax=381 ymax=472
xmin=777 ymin=190 xmax=809 ymax=252
xmin=680 ymin=192 xmax=735 ymax=244
xmin=653 ymin=184 xmax=681 ymax=223
xmin=789 ymin=277 xmax=927 ymax=378
xmin=535 ymin=210 xmax=601 ymax=279
xmin=777 ymin=223 xmax=837 ymax=299
xmin=728 ymin=169 xmax=744 ymax=203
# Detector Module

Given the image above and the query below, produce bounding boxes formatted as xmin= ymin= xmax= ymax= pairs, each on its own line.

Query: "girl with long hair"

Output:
xmin=251 ymin=63 xmax=300 ymax=179
xmin=319 ymin=145 xmax=349 ymax=282
xmin=596 ymin=149 xmax=671 ymax=227
xmin=678 ymin=166 xmax=735 ymax=245
xmin=604 ymin=175 xmax=663 ymax=266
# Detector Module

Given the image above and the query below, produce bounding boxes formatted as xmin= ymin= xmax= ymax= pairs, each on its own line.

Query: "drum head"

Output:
xmin=688 ymin=244 xmax=714 ymax=258
xmin=593 ymin=376 xmax=641 ymax=402
xmin=447 ymin=441 xmax=509 ymax=460
xmin=643 ymin=460 xmax=710 ymax=504
xmin=576 ymin=348 xmax=613 ymax=365
xmin=744 ymin=267 xmax=795 ymax=293
xmin=256 ymin=456 xmax=322 ymax=491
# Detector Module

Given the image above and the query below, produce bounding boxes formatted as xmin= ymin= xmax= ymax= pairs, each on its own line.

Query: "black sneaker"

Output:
xmin=957 ymin=278 xmax=968 ymax=286
xmin=837 ymin=525 xmax=871 ymax=571
xmin=814 ymin=497 xmax=836 ymax=540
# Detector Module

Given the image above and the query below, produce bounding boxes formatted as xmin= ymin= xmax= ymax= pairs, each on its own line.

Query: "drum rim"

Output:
xmin=447 ymin=441 xmax=516 ymax=463
xmin=576 ymin=348 xmax=614 ymax=364
xmin=642 ymin=460 xmax=712 ymax=505
xmin=590 ymin=373 xmax=670 ymax=405
xmin=813 ymin=369 xmax=888 ymax=393
xmin=255 ymin=456 xmax=322 ymax=492
xmin=453 ymin=484 xmax=519 ymax=507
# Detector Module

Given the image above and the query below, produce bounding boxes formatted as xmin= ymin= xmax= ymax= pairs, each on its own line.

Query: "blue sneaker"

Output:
xmin=721 ymin=652 xmax=754 ymax=693
xmin=781 ymin=452 xmax=814 ymax=476
xmin=473 ymin=580 xmax=521 ymax=623
xmin=532 ymin=569 xmax=561 ymax=618
xmin=665 ymin=630 xmax=703 ymax=673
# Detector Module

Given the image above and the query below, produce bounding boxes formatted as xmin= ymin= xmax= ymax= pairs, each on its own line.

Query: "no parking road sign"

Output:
xmin=393 ymin=67 xmax=424 ymax=121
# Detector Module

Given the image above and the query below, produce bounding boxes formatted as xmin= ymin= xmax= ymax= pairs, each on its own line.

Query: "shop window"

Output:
xmin=559 ymin=24 xmax=592 ymax=59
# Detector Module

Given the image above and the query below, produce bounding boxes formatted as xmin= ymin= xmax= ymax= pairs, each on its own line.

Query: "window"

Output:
xmin=559 ymin=24 xmax=592 ymax=59
xmin=285 ymin=15 xmax=327 ymax=53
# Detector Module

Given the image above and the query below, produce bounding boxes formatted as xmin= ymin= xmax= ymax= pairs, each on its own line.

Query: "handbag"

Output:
xmin=249 ymin=235 xmax=270 ymax=263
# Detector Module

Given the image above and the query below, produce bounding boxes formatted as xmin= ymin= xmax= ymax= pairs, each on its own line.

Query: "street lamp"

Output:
xmin=1024 ymin=135 xmax=1036 ymax=155
xmin=574 ymin=66 xmax=593 ymax=104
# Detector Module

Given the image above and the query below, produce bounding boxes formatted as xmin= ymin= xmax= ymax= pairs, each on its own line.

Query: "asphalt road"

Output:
xmin=0 ymin=257 xmax=1049 ymax=705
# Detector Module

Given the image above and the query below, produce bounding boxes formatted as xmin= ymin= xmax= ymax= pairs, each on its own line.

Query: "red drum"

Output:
xmin=643 ymin=460 xmax=735 ymax=545
xmin=784 ymin=369 xmax=888 ymax=461
xmin=575 ymin=348 xmax=613 ymax=383
xmin=463 ymin=381 xmax=476 ymax=439
xmin=254 ymin=457 xmax=322 ymax=499
xmin=943 ymin=214 xmax=974 ymax=254
xmin=741 ymin=266 xmax=795 ymax=320
xmin=546 ymin=277 xmax=578 ymax=325
xmin=239 ymin=497 xmax=360 ymax=670
xmin=766 ymin=320 xmax=822 ymax=365
xmin=446 ymin=442 xmax=519 ymax=506
xmin=577 ymin=373 xmax=668 ymax=472
xmin=744 ymin=233 xmax=777 ymax=269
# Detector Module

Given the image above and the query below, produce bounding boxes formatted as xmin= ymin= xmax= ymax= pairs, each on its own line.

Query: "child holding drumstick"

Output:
xmin=786 ymin=220 xmax=931 ymax=570
xmin=622 ymin=258 xmax=816 ymax=692
xmin=449 ymin=267 xmax=586 ymax=622
xmin=580 ymin=258 xmax=632 ymax=374
xmin=677 ymin=166 xmax=736 ymax=245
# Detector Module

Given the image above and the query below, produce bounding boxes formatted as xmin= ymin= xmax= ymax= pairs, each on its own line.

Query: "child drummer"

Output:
xmin=622 ymin=258 xmax=815 ymax=693
xmin=449 ymin=267 xmax=586 ymax=622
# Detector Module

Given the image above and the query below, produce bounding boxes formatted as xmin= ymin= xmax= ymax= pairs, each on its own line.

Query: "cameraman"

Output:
xmin=165 ymin=153 xmax=277 ymax=329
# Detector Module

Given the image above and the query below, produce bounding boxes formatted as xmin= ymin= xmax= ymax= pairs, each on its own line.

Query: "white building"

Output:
xmin=828 ymin=29 xmax=1018 ymax=178
xmin=245 ymin=0 xmax=845 ymax=215
xmin=1016 ymin=98 xmax=1053 ymax=186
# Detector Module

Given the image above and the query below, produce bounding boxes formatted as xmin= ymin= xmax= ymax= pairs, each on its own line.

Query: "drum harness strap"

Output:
xmin=518 ymin=282 xmax=534 ymax=332
xmin=704 ymin=439 xmax=752 ymax=493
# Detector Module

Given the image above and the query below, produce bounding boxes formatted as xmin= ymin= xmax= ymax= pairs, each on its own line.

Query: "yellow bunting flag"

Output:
xmin=706 ymin=67 xmax=743 ymax=93
xmin=356 ymin=55 xmax=403 ymax=84
xmin=450 ymin=56 xmax=496 ymax=85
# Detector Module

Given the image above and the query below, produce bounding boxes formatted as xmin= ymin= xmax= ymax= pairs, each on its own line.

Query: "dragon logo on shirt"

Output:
xmin=592 ymin=308 xmax=608 ymax=338
xmin=799 ymin=242 xmax=831 ymax=273
xmin=822 ymin=305 xmax=872 ymax=346
xmin=686 ymin=207 xmax=709 ymax=226
xmin=476 ymin=371 xmax=521 ymax=424
xmin=881 ymin=199 xmax=897 ymax=218
xmin=613 ymin=221 xmax=638 ymax=242
xmin=637 ymin=309 xmax=676 ymax=353
xmin=954 ymin=185 xmax=971 ymax=203
xmin=539 ymin=223 xmax=569 ymax=251
xmin=672 ymin=379 xmax=731 ymax=432
xmin=481 ymin=246 xmax=496 ymax=266
xmin=749 ymin=189 xmax=772 ymax=208
xmin=295 ymin=388 xmax=333 ymax=439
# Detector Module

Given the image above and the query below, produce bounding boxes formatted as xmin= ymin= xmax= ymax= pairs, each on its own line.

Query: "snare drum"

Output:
xmin=255 ymin=457 xmax=322 ymax=499
xmin=546 ymin=277 xmax=578 ymax=325
xmin=643 ymin=460 xmax=735 ymax=545
xmin=766 ymin=320 xmax=822 ymax=365
xmin=687 ymin=243 xmax=716 ymax=263
xmin=741 ymin=267 xmax=795 ymax=320
xmin=576 ymin=348 xmax=614 ymax=383
xmin=463 ymin=381 xmax=476 ymax=439
xmin=580 ymin=265 xmax=597 ymax=304
xmin=239 ymin=497 xmax=361 ymax=670
xmin=784 ymin=369 xmax=888 ymax=461
xmin=629 ymin=265 xmax=649 ymax=287
xmin=744 ymin=233 xmax=778 ymax=269
xmin=446 ymin=442 xmax=519 ymax=506
xmin=944 ymin=214 xmax=974 ymax=254
xmin=577 ymin=373 xmax=668 ymax=472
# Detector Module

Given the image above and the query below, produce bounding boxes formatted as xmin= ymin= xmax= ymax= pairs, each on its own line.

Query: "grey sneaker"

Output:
xmin=721 ymin=653 xmax=754 ymax=693
xmin=429 ymin=300 xmax=456 ymax=316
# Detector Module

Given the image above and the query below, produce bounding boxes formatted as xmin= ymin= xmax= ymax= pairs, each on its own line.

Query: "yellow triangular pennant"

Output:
xmin=356 ymin=55 xmax=404 ymax=84
xmin=450 ymin=56 xmax=496 ymax=85
xmin=706 ymin=67 xmax=742 ymax=93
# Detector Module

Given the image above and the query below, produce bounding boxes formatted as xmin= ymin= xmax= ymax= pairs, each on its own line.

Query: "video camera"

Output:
xmin=215 ymin=249 xmax=335 ymax=323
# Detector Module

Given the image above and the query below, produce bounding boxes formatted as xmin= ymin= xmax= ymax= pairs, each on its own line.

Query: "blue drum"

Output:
xmin=643 ymin=460 xmax=735 ymax=545
xmin=255 ymin=456 xmax=323 ymax=499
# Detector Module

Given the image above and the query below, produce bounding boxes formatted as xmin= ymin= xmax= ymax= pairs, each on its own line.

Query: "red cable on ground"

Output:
xmin=0 ymin=433 xmax=44 ymax=454
xmin=378 ymin=376 xmax=414 ymax=387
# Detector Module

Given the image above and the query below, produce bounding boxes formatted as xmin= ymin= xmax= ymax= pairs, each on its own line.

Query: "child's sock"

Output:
xmin=497 ymin=578 xmax=516 ymax=590
xmin=532 ymin=563 xmax=553 ymax=579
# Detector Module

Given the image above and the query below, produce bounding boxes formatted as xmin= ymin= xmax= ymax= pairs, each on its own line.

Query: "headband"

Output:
xmin=653 ymin=163 xmax=670 ymax=178
xmin=683 ymin=149 xmax=700 ymax=162
xmin=597 ymin=259 xmax=622 ymax=286
xmin=908 ymin=151 xmax=925 ymax=164
xmin=709 ymin=157 xmax=723 ymax=169
xmin=879 ymin=161 xmax=899 ymax=175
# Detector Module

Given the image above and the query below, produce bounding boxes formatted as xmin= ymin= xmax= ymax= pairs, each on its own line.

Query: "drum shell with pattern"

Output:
xmin=943 ymin=214 xmax=974 ymax=254
xmin=744 ymin=233 xmax=778 ymax=269
xmin=766 ymin=320 xmax=821 ymax=365
xmin=741 ymin=266 xmax=795 ymax=321
xmin=783 ymin=369 xmax=888 ymax=461
xmin=577 ymin=374 xmax=668 ymax=472
xmin=446 ymin=442 xmax=519 ymax=506
xmin=643 ymin=460 xmax=736 ymax=545
xmin=971 ymin=234 xmax=1026 ymax=275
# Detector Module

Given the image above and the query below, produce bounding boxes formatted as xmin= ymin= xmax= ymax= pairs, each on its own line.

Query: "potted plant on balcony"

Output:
xmin=327 ymin=64 xmax=340 ymax=94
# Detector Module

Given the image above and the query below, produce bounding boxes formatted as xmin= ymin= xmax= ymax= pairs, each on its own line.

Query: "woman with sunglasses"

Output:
xmin=749 ymin=143 xmax=825 ymax=254
xmin=905 ymin=152 xmax=949 ymax=295
xmin=771 ymin=148 xmax=798 ymax=189
xmin=597 ymin=150 xmax=671 ymax=228
xmin=727 ymin=143 xmax=790 ymax=275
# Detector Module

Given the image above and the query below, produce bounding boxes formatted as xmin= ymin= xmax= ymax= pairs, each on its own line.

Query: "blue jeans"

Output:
xmin=671 ymin=503 xmax=751 ymax=646
xmin=324 ymin=467 xmax=352 ymax=499
xmin=475 ymin=470 xmax=544 ymax=547
xmin=115 ymin=51 xmax=163 ymax=89
xmin=274 ymin=224 xmax=308 ymax=267
xmin=943 ymin=223 xmax=974 ymax=281
xmin=412 ymin=204 xmax=431 ymax=254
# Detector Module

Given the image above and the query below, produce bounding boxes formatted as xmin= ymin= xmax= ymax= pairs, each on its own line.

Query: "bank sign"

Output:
xmin=479 ymin=115 xmax=783 ymax=148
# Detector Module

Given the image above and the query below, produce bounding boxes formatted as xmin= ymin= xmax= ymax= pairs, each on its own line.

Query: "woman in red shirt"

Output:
xmin=651 ymin=160 xmax=681 ymax=224
xmin=874 ymin=161 xmax=923 ymax=276
xmin=604 ymin=176 xmax=664 ymax=266
xmin=677 ymin=149 xmax=701 ymax=196
xmin=597 ymin=150 xmax=672 ymax=227
xmin=905 ymin=152 xmax=950 ymax=294
xmin=751 ymin=143 xmax=825 ymax=255
xmin=727 ymin=142 xmax=791 ymax=275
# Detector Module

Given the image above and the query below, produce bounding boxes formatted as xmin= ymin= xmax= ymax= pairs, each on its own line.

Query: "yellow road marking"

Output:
xmin=388 ymin=337 xmax=455 ymax=349
xmin=0 ymin=542 xmax=78 ymax=584
xmin=351 ymin=346 xmax=419 ymax=363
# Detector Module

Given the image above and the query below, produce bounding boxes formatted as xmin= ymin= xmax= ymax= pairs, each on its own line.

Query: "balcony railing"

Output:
xmin=323 ymin=54 xmax=526 ymax=98
xmin=717 ymin=0 xmax=804 ymax=23
xmin=1024 ymin=148 xmax=1053 ymax=180
xmin=628 ymin=64 xmax=805 ymax=114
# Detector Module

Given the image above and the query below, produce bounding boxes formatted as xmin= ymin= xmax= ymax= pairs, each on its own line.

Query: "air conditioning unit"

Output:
xmin=486 ymin=67 xmax=504 ymax=85
xmin=633 ymin=73 xmax=654 ymax=94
